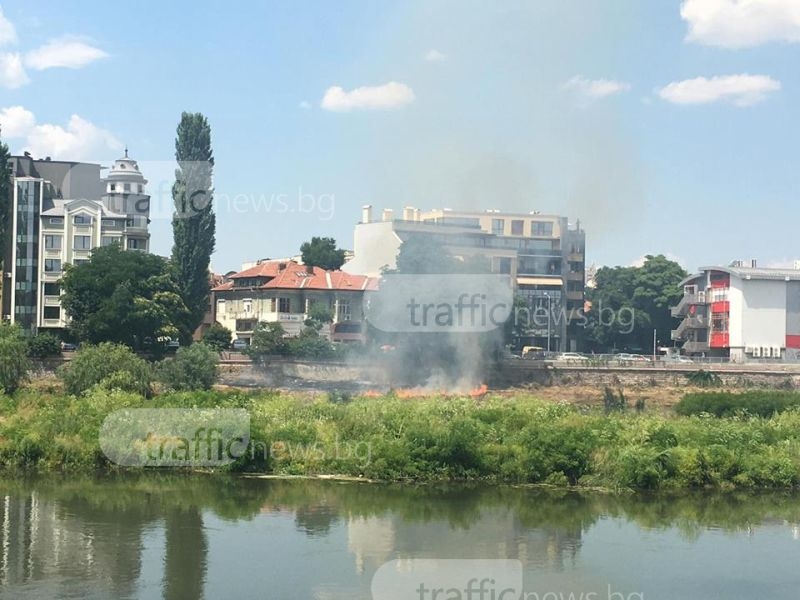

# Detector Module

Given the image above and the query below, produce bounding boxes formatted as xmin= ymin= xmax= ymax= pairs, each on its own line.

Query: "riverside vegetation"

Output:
xmin=3 ymin=380 xmax=800 ymax=490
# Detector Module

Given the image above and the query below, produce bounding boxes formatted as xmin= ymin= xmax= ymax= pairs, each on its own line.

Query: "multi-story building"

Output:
xmin=211 ymin=259 xmax=378 ymax=344
xmin=342 ymin=205 xmax=586 ymax=351
xmin=671 ymin=261 xmax=800 ymax=362
xmin=1 ymin=151 xmax=150 ymax=333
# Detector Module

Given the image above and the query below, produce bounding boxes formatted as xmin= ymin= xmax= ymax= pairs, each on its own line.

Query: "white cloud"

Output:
xmin=321 ymin=81 xmax=415 ymax=111
xmin=561 ymin=76 xmax=631 ymax=100
xmin=0 ymin=52 xmax=28 ymax=88
xmin=681 ymin=0 xmax=800 ymax=48
xmin=658 ymin=74 xmax=781 ymax=106
xmin=25 ymin=37 xmax=108 ymax=70
xmin=0 ymin=105 xmax=35 ymax=137
xmin=424 ymin=49 xmax=446 ymax=62
xmin=0 ymin=106 xmax=121 ymax=160
xmin=0 ymin=6 xmax=17 ymax=46
xmin=298 ymin=100 xmax=311 ymax=110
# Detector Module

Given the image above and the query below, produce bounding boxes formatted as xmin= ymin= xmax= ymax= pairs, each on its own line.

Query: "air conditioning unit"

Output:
xmin=774 ymin=347 xmax=783 ymax=359
xmin=753 ymin=347 xmax=762 ymax=357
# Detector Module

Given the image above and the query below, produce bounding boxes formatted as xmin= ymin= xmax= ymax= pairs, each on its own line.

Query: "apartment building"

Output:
xmin=211 ymin=259 xmax=378 ymax=344
xmin=671 ymin=261 xmax=800 ymax=362
xmin=1 ymin=151 xmax=150 ymax=333
xmin=342 ymin=205 xmax=586 ymax=351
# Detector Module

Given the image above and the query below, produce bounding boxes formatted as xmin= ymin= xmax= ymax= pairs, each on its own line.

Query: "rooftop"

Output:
xmin=213 ymin=259 xmax=379 ymax=292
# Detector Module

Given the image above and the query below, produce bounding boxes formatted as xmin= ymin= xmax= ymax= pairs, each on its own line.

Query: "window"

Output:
xmin=74 ymin=235 xmax=91 ymax=250
xmin=44 ymin=259 xmax=61 ymax=273
xmin=44 ymin=235 xmax=61 ymax=250
xmin=216 ymin=299 xmax=226 ymax=315
xmin=531 ymin=221 xmax=553 ymax=236
xmin=278 ymin=298 xmax=291 ymax=313
xmin=102 ymin=219 xmax=116 ymax=227
xmin=73 ymin=259 xmax=89 ymax=266
xmin=243 ymin=299 xmax=252 ymax=314
xmin=110 ymin=183 xmax=116 ymax=192
xmin=138 ymin=184 xmax=144 ymax=193
xmin=101 ymin=236 xmax=119 ymax=247
xmin=497 ymin=257 xmax=512 ymax=274
xmin=49 ymin=217 xmax=64 ymax=225
xmin=511 ymin=220 xmax=524 ymax=235
xmin=43 ymin=283 xmax=60 ymax=296
xmin=491 ymin=218 xmax=505 ymax=235
xmin=73 ymin=214 xmax=92 ymax=225
xmin=43 ymin=306 xmax=60 ymax=320
xmin=124 ymin=183 xmax=131 ymax=192
xmin=337 ymin=299 xmax=351 ymax=321
xmin=127 ymin=238 xmax=144 ymax=250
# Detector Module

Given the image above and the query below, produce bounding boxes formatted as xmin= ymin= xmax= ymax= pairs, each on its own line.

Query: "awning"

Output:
xmin=516 ymin=277 xmax=563 ymax=287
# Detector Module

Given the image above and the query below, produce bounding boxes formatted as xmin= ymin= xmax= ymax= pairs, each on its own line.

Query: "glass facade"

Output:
xmin=13 ymin=180 xmax=41 ymax=330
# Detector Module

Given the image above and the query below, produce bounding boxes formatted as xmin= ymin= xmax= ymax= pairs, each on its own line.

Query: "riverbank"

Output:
xmin=2 ymin=387 xmax=800 ymax=490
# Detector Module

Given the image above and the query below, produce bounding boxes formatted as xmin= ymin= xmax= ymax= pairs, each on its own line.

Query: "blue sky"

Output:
xmin=1 ymin=0 xmax=798 ymax=274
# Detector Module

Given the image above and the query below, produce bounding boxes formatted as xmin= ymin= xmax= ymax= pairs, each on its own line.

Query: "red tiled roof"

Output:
xmin=211 ymin=259 xmax=378 ymax=292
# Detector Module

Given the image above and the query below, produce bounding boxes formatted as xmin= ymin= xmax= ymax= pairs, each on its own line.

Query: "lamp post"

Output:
xmin=545 ymin=293 xmax=552 ymax=353
xmin=653 ymin=328 xmax=657 ymax=362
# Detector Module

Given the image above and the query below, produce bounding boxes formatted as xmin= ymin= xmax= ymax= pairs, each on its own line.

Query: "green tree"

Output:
xmin=27 ymin=332 xmax=62 ymax=358
xmin=299 ymin=237 xmax=346 ymax=271
xmin=305 ymin=302 xmax=333 ymax=331
xmin=0 ymin=128 xmax=10 ymax=273
xmin=58 ymin=342 xmax=153 ymax=396
xmin=60 ymin=244 xmax=190 ymax=350
xmin=246 ymin=322 xmax=290 ymax=358
xmin=158 ymin=343 xmax=219 ymax=391
xmin=202 ymin=323 xmax=232 ymax=351
xmin=171 ymin=112 xmax=216 ymax=342
xmin=0 ymin=322 xmax=30 ymax=394
xmin=585 ymin=254 xmax=687 ymax=352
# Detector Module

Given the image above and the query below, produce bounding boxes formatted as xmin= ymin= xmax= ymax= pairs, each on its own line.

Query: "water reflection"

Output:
xmin=0 ymin=475 xmax=799 ymax=599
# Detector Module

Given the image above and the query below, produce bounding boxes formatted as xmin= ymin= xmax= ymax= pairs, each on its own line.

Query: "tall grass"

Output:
xmin=2 ymin=388 xmax=800 ymax=490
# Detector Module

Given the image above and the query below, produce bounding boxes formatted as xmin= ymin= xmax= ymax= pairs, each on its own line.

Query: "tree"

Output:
xmin=300 ymin=237 xmax=346 ymax=271
xmin=0 ymin=129 xmax=10 ymax=308
xmin=387 ymin=234 xmax=490 ymax=275
xmin=158 ymin=343 xmax=219 ymax=391
xmin=305 ymin=302 xmax=333 ymax=331
xmin=246 ymin=322 xmax=289 ymax=358
xmin=60 ymin=244 xmax=190 ymax=350
xmin=27 ymin=332 xmax=61 ymax=358
xmin=202 ymin=323 xmax=232 ymax=351
xmin=585 ymin=254 xmax=687 ymax=352
xmin=58 ymin=342 xmax=153 ymax=397
xmin=171 ymin=112 xmax=216 ymax=342
xmin=0 ymin=323 xmax=30 ymax=394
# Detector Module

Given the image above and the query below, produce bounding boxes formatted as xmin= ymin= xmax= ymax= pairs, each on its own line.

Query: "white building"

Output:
xmin=672 ymin=261 xmax=800 ymax=362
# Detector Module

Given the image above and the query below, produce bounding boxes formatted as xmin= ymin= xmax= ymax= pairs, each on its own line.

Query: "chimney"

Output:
xmin=403 ymin=206 xmax=414 ymax=221
xmin=278 ymin=262 xmax=287 ymax=271
xmin=750 ymin=259 xmax=757 ymax=268
xmin=382 ymin=208 xmax=394 ymax=222
xmin=361 ymin=204 xmax=372 ymax=224
xmin=305 ymin=263 xmax=314 ymax=275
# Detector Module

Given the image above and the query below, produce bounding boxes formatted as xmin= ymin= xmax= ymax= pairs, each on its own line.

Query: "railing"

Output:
xmin=671 ymin=292 xmax=706 ymax=317
xmin=671 ymin=315 xmax=705 ymax=340
xmin=682 ymin=340 xmax=710 ymax=353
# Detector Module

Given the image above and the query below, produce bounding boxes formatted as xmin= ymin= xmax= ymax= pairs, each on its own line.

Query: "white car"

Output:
xmin=558 ymin=352 xmax=589 ymax=362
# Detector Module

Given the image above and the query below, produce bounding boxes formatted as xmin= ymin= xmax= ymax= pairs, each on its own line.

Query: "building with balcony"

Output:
xmin=1 ymin=151 xmax=151 ymax=333
xmin=671 ymin=261 xmax=800 ymax=362
xmin=342 ymin=205 xmax=586 ymax=351
xmin=211 ymin=259 xmax=378 ymax=344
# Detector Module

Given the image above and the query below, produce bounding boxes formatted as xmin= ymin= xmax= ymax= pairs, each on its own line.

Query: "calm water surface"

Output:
xmin=1 ymin=475 xmax=799 ymax=599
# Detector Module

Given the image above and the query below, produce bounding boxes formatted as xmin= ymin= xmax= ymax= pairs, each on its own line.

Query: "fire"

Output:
xmin=359 ymin=383 xmax=489 ymax=399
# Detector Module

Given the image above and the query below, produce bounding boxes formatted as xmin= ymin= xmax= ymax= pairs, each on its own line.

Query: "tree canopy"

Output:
xmin=585 ymin=254 xmax=687 ymax=352
xmin=171 ymin=112 xmax=216 ymax=342
xmin=300 ymin=237 xmax=346 ymax=271
xmin=0 ymin=128 xmax=10 ymax=273
xmin=60 ymin=244 xmax=190 ymax=350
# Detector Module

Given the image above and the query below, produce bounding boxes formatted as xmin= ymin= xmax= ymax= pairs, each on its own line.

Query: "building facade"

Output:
xmin=342 ymin=205 xmax=586 ymax=351
xmin=211 ymin=259 xmax=378 ymax=344
xmin=1 ymin=152 xmax=150 ymax=333
xmin=671 ymin=261 xmax=800 ymax=362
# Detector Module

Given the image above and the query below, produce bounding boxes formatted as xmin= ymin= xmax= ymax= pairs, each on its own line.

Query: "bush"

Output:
xmin=202 ymin=323 xmax=232 ymax=351
xmin=675 ymin=391 xmax=800 ymax=418
xmin=158 ymin=343 xmax=219 ymax=391
xmin=685 ymin=369 xmax=723 ymax=388
xmin=27 ymin=332 xmax=62 ymax=358
xmin=0 ymin=322 xmax=31 ymax=394
xmin=59 ymin=342 xmax=153 ymax=397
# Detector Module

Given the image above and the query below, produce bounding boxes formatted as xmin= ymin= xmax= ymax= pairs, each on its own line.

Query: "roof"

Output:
xmin=702 ymin=265 xmax=800 ymax=282
xmin=212 ymin=259 xmax=379 ymax=292
xmin=40 ymin=198 xmax=127 ymax=219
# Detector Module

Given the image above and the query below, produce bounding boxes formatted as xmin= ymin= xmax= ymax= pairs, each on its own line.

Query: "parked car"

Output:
xmin=231 ymin=339 xmax=249 ymax=351
xmin=615 ymin=353 xmax=650 ymax=363
xmin=60 ymin=341 xmax=77 ymax=352
xmin=558 ymin=352 xmax=589 ymax=362
xmin=663 ymin=354 xmax=693 ymax=364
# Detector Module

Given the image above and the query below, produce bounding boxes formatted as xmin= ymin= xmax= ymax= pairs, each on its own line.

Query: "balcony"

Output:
xmin=671 ymin=315 xmax=706 ymax=340
xmin=566 ymin=290 xmax=584 ymax=301
xmin=670 ymin=292 xmax=706 ymax=318
xmin=566 ymin=270 xmax=584 ymax=281
xmin=567 ymin=252 xmax=583 ymax=262
xmin=682 ymin=340 xmax=710 ymax=354
xmin=43 ymin=295 xmax=61 ymax=306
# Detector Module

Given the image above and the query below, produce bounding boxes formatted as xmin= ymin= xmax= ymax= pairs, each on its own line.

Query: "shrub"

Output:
xmin=0 ymin=322 xmax=31 ymax=394
xmin=675 ymin=391 xmax=800 ymax=418
xmin=59 ymin=342 xmax=153 ymax=397
xmin=158 ymin=343 xmax=219 ymax=391
xmin=603 ymin=386 xmax=626 ymax=412
xmin=27 ymin=332 xmax=62 ymax=359
xmin=685 ymin=369 xmax=723 ymax=388
xmin=202 ymin=323 xmax=232 ymax=351
xmin=247 ymin=322 xmax=290 ymax=358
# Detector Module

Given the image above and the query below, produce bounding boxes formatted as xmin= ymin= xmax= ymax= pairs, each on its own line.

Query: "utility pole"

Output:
xmin=546 ymin=293 xmax=552 ymax=353
xmin=653 ymin=328 xmax=657 ymax=362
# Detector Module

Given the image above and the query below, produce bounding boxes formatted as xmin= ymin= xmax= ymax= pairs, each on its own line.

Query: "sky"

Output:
xmin=0 ymin=0 xmax=798 ymax=274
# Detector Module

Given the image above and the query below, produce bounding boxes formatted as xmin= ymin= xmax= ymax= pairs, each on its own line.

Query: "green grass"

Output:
xmin=675 ymin=391 xmax=800 ymax=418
xmin=2 ymin=387 xmax=800 ymax=490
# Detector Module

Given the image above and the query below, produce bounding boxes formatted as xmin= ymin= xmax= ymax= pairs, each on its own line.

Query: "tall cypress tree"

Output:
xmin=171 ymin=112 xmax=216 ymax=341
xmin=0 ymin=129 xmax=10 ymax=312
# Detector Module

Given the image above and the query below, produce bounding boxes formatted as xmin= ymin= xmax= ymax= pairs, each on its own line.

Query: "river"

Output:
xmin=1 ymin=474 xmax=798 ymax=599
